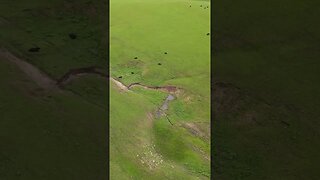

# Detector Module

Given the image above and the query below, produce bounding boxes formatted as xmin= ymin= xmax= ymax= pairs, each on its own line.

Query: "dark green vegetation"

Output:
xmin=110 ymin=0 xmax=210 ymax=179
xmin=0 ymin=0 xmax=108 ymax=179
xmin=213 ymin=1 xmax=320 ymax=179
xmin=0 ymin=0 xmax=107 ymax=78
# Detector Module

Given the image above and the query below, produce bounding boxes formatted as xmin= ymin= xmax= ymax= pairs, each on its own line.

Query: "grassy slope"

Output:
xmin=0 ymin=0 xmax=108 ymax=179
xmin=110 ymin=0 xmax=210 ymax=179
xmin=0 ymin=58 xmax=107 ymax=179
xmin=213 ymin=0 xmax=320 ymax=179
xmin=0 ymin=0 xmax=107 ymax=78
xmin=0 ymin=0 xmax=109 ymax=105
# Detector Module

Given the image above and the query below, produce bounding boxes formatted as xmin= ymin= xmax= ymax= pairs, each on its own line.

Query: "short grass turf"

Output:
xmin=0 ymin=0 xmax=108 ymax=179
xmin=0 ymin=0 xmax=108 ymax=79
xmin=213 ymin=0 xmax=320 ymax=179
xmin=0 ymin=58 xmax=107 ymax=179
xmin=110 ymin=0 xmax=210 ymax=179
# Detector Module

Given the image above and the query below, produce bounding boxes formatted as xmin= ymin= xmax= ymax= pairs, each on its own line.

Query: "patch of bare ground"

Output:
xmin=128 ymin=83 xmax=181 ymax=95
xmin=110 ymin=77 xmax=129 ymax=92
xmin=180 ymin=122 xmax=210 ymax=141
xmin=0 ymin=49 xmax=58 ymax=91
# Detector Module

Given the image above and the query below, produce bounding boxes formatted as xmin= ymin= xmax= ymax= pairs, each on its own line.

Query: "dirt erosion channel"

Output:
xmin=0 ymin=48 xmax=180 ymax=120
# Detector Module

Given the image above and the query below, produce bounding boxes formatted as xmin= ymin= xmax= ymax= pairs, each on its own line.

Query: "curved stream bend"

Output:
xmin=0 ymin=48 xmax=179 ymax=122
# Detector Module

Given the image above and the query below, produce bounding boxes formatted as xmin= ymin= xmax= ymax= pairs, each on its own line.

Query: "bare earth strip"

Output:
xmin=0 ymin=48 xmax=128 ymax=91
xmin=0 ymin=48 xmax=57 ymax=90
xmin=0 ymin=48 xmax=180 ymax=95
xmin=0 ymin=48 xmax=181 ymax=120
xmin=110 ymin=77 xmax=129 ymax=91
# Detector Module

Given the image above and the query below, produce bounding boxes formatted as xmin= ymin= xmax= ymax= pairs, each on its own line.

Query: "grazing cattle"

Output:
xmin=158 ymin=63 xmax=162 ymax=65
xmin=118 ymin=76 xmax=122 ymax=78
xmin=131 ymin=72 xmax=134 ymax=74
xmin=134 ymin=57 xmax=138 ymax=59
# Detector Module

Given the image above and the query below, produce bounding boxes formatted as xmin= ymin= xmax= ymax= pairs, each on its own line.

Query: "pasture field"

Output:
xmin=0 ymin=0 xmax=210 ymax=179
xmin=0 ymin=55 xmax=108 ymax=179
xmin=0 ymin=0 xmax=108 ymax=179
xmin=110 ymin=0 xmax=211 ymax=179
xmin=213 ymin=0 xmax=320 ymax=179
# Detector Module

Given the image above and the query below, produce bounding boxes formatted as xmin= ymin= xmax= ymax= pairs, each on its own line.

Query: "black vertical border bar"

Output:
xmin=210 ymin=0 xmax=214 ymax=179
xmin=106 ymin=0 xmax=110 ymax=178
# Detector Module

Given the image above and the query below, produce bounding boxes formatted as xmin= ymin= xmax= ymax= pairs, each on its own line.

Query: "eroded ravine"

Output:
xmin=1 ymin=49 xmax=210 ymax=170
xmin=0 ymin=48 xmax=180 ymax=119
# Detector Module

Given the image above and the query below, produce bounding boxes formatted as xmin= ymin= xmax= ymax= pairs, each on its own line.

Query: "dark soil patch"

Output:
xmin=128 ymin=82 xmax=179 ymax=94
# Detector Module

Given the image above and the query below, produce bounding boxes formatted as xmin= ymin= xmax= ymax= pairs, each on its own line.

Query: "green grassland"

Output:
xmin=213 ymin=0 xmax=320 ymax=179
xmin=0 ymin=0 xmax=108 ymax=179
xmin=0 ymin=0 xmax=107 ymax=78
xmin=110 ymin=0 xmax=210 ymax=179
xmin=0 ymin=0 xmax=210 ymax=179
xmin=0 ymin=56 xmax=107 ymax=179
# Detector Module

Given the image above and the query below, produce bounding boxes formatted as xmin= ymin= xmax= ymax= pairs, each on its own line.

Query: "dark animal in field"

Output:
xmin=164 ymin=52 xmax=167 ymax=54
xmin=131 ymin=72 xmax=134 ymax=74
xmin=28 ymin=47 xmax=40 ymax=52
xmin=158 ymin=63 xmax=162 ymax=65
xmin=118 ymin=76 xmax=122 ymax=78
xmin=207 ymin=33 xmax=210 ymax=36
xmin=69 ymin=33 xmax=77 ymax=39
xmin=134 ymin=57 xmax=138 ymax=59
